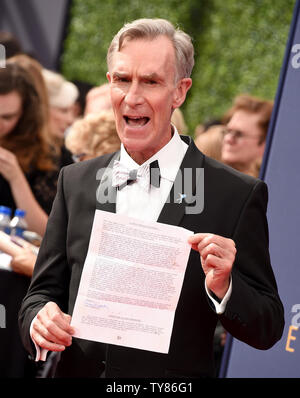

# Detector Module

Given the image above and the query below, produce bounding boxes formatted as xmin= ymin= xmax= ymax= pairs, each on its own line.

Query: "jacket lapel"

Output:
xmin=157 ymin=136 xmax=205 ymax=227
xmin=95 ymin=151 xmax=120 ymax=214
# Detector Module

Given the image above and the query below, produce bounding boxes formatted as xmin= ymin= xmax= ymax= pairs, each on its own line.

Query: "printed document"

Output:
xmin=71 ymin=210 xmax=193 ymax=353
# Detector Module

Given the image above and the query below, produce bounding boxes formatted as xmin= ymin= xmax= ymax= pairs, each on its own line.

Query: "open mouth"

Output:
xmin=124 ymin=116 xmax=150 ymax=127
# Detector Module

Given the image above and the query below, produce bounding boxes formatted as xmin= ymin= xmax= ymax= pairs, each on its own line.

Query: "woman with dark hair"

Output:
xmin=0 ymin=62 xmax=55 ymax=237
xmin=7 ymin=56 xmax=75 ymax=216
xmin=0 ymin=63 xmax=56 ymax=378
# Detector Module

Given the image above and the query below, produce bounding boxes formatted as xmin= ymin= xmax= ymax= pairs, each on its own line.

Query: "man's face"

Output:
xmin=221 ymin=110 xmax=266 ymax=170
xmin=107 ymin=36 xmax=191 ymax=164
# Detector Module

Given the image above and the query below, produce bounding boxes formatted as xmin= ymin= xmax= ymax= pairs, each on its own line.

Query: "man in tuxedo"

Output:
xmin=19 ymin=18 xmax=284 ymax=378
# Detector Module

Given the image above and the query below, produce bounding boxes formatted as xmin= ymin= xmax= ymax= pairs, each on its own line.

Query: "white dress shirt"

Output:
xmin=116 ymin=126 xmax=188 ymax=221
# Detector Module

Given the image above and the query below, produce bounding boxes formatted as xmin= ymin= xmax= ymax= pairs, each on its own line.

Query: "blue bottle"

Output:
xmin=10 ymin=209 xmax=28 ymax=238
xmin=0 ymin=206 xmax=12 ymax=234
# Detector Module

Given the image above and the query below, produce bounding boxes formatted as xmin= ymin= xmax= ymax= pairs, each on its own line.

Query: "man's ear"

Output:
xmin=173 ymin=78 xmax=192 ymax=108
xmin=106 ymin=71 xmax=111 ymax=83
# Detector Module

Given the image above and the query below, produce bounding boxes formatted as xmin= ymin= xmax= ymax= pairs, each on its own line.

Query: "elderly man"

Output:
xmin=19 ymin=18 xmax=284 ymax=378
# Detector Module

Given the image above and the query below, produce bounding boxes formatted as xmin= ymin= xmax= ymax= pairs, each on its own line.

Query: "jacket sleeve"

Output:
xmin=219 ymin=180 xmax=284 ymax=349
xmin=18 ymin=167 xmax=70 ymax=358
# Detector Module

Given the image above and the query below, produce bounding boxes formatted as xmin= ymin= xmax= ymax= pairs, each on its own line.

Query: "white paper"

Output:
xmin=71 ymin=210 xmax=193 ymax=354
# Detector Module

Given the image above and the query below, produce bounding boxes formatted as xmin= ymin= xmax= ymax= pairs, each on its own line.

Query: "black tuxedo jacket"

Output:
xmin=19 ymin=136 xmax=284 ymax=378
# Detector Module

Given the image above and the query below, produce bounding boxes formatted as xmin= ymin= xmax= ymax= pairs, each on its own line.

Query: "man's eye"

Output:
xmin=114 ymin=77 xmax=129 ymax=83
xmin=146 ymin=80 xmax=157 ymax=85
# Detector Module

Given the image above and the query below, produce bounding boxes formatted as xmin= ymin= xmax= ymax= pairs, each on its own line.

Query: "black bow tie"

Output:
xmin=113 ymin=159 xmax=161 ymax=190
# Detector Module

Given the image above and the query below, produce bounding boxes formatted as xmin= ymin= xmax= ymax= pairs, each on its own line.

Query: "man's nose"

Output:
xmin=223 ymin=130 xmax=235 ymax=144
xmin=124 ymin=82 xmax=144 ymax=107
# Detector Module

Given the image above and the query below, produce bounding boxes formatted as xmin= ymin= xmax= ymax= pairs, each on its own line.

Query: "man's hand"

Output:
xmin=188 ymin=233 xmax=236 ymax=300
xmin=31 ymin=302 xmax=75 ymax=352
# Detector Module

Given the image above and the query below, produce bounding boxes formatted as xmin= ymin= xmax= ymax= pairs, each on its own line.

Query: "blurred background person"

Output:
xmin=0 ymin=63 xmax=55 ymax=237
xmin=195 ymin=119 xmax=224 ymax=162
xmin=84 ymin=83 xmax=112 ymax=116
xmin=2 ymin=60 xmax=79 ymax=276
xmin=7 ymin=56 xmax=72 ymax=217
xmin=194 ymin=118 xmax=223 ymax=138
xmin=0 ymin=52 xmax=48 ymax=379
xmin=65 ymin=109 xmax=120 ymax=161
xmin=8 ymin=54 xmax=50 ymax=132
xmin=221 ymin=94 xmax=273 ymax=177
xmin=42 ymin=68 xmax=79 ymax=168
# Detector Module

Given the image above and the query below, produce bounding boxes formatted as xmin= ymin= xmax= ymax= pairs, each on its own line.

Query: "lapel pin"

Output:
xmin=176 ymin=193 xmax=186 ymax=204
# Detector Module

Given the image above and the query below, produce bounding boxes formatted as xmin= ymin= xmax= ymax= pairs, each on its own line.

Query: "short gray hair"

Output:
xmin=107 ymin=18 xmax=194 ymax=81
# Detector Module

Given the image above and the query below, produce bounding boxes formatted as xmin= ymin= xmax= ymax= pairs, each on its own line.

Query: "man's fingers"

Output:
xmin=200 ymin=242 xmax=223 ymax=260
xmin=189 ymin=233 xmax=236 ymax=253
xmin=199 ymin=236 xmax=235 ymax=254
xmin=32 ymin=318 xmax=71 ymax=347
xmin=35 ymin=313 xmax=73 ymax=346
xmin=200 ymin=242 xmax=236 ymax=262
xmin=62 ymin=312 xmax=73 ymax=326
xmin=189 ymin=234 xmax=235 ymax=300
xmin=188 ymin=233 xmax=207 ymax=245
xmin=202 ymin=253 xmax=232 ymax=274
xmin=190 ymin=242 xmax=201 ymax=252
xmin=31 ymin=328 xmax=66 ymax=352
xmin=32 ymin=302 xmax=75 ymax=351
xmin=188 ymin=233 xmax=210 ymax=252
xmin=45 ymin=302 xmax=75 ymax=335
xmin=188 ymin=233 xmax=224 ymax=251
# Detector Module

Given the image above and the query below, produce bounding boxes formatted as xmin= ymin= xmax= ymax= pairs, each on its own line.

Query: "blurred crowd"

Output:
xmin=0 ymin=30 xmax=274 ymax=376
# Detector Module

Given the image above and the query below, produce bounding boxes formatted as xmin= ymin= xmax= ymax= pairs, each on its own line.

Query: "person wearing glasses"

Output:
xmin=221 ymin=94 xmax=273 ymax=177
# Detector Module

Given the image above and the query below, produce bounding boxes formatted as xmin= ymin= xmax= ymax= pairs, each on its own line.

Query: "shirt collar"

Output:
xmin=119 ymin=125 xmax=188 ymax=182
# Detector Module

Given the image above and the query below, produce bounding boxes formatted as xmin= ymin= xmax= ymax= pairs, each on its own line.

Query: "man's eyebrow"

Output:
xmin=111 ymin=71 xmax=129 ymax=78
xmin=142 ymin=72 xmax=161 ymax=80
